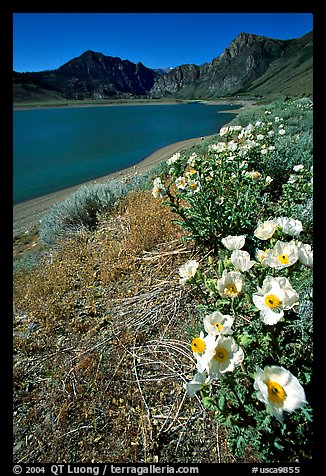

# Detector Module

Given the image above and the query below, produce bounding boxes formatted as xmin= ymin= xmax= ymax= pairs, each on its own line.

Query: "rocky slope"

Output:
xmin=149 ymin=31 xmax=312 ymax=98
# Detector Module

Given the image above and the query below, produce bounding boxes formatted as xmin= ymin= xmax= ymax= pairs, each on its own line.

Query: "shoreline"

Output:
xmin=13 ymin=98 xmax=252 ymax=112
xmin=13 ymin=134 xmax=215 ymax=234
xmin=13 ymin=100 xmax=185 ymax=112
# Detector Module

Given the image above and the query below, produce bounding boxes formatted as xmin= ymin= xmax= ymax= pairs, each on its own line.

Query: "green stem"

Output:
xmin=193 ymin=278 xmax=210 ymax=305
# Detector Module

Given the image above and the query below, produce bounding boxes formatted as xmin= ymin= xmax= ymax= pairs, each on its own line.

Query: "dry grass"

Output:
xmin=13 ymin=189 xmax=237 ymax=463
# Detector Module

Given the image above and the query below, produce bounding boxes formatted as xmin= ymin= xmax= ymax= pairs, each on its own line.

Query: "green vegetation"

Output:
xmin=151 ymin=97 xmax=313 ymax=462
xmin=13 ymin=97 xmax=313 ymax=463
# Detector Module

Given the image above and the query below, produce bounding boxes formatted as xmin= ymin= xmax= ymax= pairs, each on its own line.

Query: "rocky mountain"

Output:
xmin=13 ymin=31 xmax=312 ymax=103
xmin=14 ymin=50 xmax=161 ymax=101
xmin=149 ymin=31 xmax=313 ymax=99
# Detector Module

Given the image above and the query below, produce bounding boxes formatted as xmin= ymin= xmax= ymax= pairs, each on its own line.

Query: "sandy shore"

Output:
xmin=13 ymin=98 xmax=254 ymax=112
xmin=13 ymin=134 xmax=214 ymax=234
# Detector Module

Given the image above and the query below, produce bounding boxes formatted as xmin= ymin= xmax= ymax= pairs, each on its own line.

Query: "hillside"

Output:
xmin=13 ymin=50 xmax=160 ymax=102
xmin=13 ymin=98 xmax=313 ymax=463
xmin=13 ymin=31 xmax=312 ymax=104
xmin=150 ymin=31 xmax=313 ymax=99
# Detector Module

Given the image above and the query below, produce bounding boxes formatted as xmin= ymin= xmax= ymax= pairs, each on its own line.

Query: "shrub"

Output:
xmin=39 ymin=180 xmax=129 ymax=245
xmin=152 ymin=119 xmax=288 ymax=253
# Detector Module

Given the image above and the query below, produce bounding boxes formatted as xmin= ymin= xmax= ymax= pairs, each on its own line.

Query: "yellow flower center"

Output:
xmin=278 ymin=254 xmax=289 ymax=264
xmin=214 ymin=346 xmax=229 ymax=363
xmin=266 ymin=380 xmax=286 ymax=404
xmin=224 ymin=283 xmax=239 ymax=297
xmin=190 ymin=182 xmax=198 ymax=190
xmin=253 ymin=172 xmax=260 ymax=179
xmin=215 ymin=323 xmax=223 ymax=333
xmin=264 ymin=294 xmax=281 ymax=309
xmin=189 ymin=168 xmax=197 ymax=175
xmin=191 ymin=337 xmax=206 ymax=354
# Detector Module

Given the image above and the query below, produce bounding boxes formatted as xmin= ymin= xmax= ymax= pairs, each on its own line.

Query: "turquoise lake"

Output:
xmin=13 ymin=102 xmax=238 ymax=204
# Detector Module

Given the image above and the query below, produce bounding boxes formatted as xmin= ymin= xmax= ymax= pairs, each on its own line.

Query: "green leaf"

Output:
xmin=273 ymin=438 xmax=285 ymax=450
xmin=202 ymin=397 xmax=217 ymax=411
xmin=238 ymin=332 xmax=253 ymax=347
xmin=218 ymin=394 xmax=226 ymax=411
xmin=301 ymin=405 xmax=313 ymax=422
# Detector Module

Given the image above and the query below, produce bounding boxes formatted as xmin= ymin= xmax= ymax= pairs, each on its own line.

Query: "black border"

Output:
xmin=2 ymin=1 xmax=322 ymax=472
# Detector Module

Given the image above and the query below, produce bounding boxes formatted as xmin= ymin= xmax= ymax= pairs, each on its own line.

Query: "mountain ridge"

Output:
xmin=13 ymin=30 xmax=313 ymax=103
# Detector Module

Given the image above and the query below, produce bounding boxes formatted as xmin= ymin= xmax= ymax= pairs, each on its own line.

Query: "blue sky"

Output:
xmin=13 ymin=13 xmax=313 ymax=72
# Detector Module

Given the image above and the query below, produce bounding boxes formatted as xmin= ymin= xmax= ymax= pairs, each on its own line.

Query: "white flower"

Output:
xmin=245 ymin=123 xmax=255 ymax=135
xmin=178 ymin=260 xmax=199 ymax=286
xmin=267 ymin=130 xmax=275 ymax=137
xmin=288 ymin=174 xmax=298 ymax=184
xmin=217 ymin=270 xmax=244 ymax=299
xmin=206 ymin=336 xmax=244 ymax=381
xmin=230 ymin=124 xmax=242 ymax=132
xmin=254 ymin=220 xmax=276 ymax=240
xmin=252 ymin=276 xmax=299 ymax=325
xmin=187 ymin=153 xmax=197 ymax=166
xmin=152 ymin=178 xmax=166 ymax=198
xmin=293 ymin=164 xmax=304 ymax=172
xmin=244 ymin=170 xmax=261 ymax=180
xmin=254 ymin=365 xmax=306 ymax=422
xmin=219 ymin=126 xmax=229 ymax=137
xmin=191 ymin=332 xmax=216 ymax=373
xmin=297 ymin=242 xmax=313 ymax=268
xmin=209 ymin=142 xmax=226 ymax=153
xmin=221 ymin=235 xmax=245 ymax=251
xmin=245 ymin=139 xmax=258 ymax=148
xmin=227 ymin=140 xmax=238 ymax=151
xmin=273 ymin=217 xmax=303 ymax=237
xmin=265 ymin=175 xmax=273 ymax=185
xmin=166 ymin=152 xmax=181 ymax=165
xmin=264 ymin=240 xmax=299 ymax=270
xmin=231 ymin=249 xmax=256 ymax=272
xmin=256 ymin=249 xmax=269 ymax=266
xmin=203 ymin=310 xmax=234 ymax=337
xmin=184 ymin=371 xmax=210 ymax=397
xmin=256 ymin=134 xmax=265 ymax=141
xmin=185 ymin=167 xmax=197 ymax=177
xmin=175 ymin=176 xmax=186 ymax=189
xmin=187 ymin=179 xmax=200 ymax=193
xmin=278 ymin=128 xmax=286 ymax=135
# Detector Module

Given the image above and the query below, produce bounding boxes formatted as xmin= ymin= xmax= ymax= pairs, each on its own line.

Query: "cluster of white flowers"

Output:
xmin=175 ymin=169 xmax=201 ymax=194
xmin=151 ymin=115 xmax=288 ymax=200
xmin=254 ymin=217 xmax=313 ymax=270
xmin=152 ymin=107 xmax=312 ymax=424
xmin=217 ymin=120 xmax=281 ymax=163
xmin=185 ymin=321 xmax=244 ymax=397
xmin=181 ymin=219 xmax=311 ymax=420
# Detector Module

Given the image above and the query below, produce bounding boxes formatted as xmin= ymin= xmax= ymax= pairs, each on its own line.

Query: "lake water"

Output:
xmin=13 ymin=102 xmax=238 ymax=204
